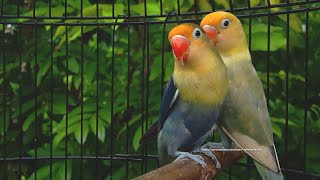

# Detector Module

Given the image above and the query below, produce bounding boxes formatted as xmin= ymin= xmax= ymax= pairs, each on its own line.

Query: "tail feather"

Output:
xmin=273 ymin=144 xmax=282 ymax=174
xmin=139 ymin=121 xmax=158 ymax=144
xmin=254 ymin=160 xmax=284 ymax=180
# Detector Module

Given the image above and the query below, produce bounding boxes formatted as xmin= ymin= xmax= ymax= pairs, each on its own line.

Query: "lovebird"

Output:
xmin=200 ymin=11 xmax=283 ymax=180
xmin=156 ymin=23 xmax=228 ymax=168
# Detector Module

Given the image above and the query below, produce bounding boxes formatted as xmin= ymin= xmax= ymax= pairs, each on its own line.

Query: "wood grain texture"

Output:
xmin=133 ymin=149 xmax=244 ymax=180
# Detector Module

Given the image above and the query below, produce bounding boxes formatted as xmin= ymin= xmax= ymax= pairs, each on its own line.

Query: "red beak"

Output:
xmin=171 ymin=35 xmax=190 ymax=62
xmin=202 ymin=25 xmax=218 ymax=45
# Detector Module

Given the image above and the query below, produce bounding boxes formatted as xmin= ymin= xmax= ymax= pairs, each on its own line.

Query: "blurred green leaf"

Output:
xmin=74 ymin=75 xmax=82 ymax=89
xmin=23 ymin=113 xmax=35 ymax=131
xmin=37 ymin=60 xmax=51 ymax=86
xmin=272 ymin=123 xmax=282 ymax=138
xmin=244 ymin=23 xmax=286 ymax=51
xmin=10 ymin=82 xmax=19 ymax=94
xmin=53 ymin=123 xmax=79 ymax=147
xmin=28 ymin=162 xmax=72 ymax=180
xmin=89 ymin=114 xmax=105 ymax=142
xmin=271 ymin=117 xmax=298 ymax=127
xmin=68 ymin=58 xmax=79 ymax=74
xmin=74 ymin=121 xmax=89 ymax=144
xmin=133 ymin=126 xmax=142 ymax=151
xmin=117 ymin=114 xmax=142 ymax=139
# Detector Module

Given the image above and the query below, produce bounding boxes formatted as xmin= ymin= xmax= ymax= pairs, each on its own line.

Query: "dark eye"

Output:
xmin=192 ymin=28 xmax=202 ymax=39
xmin=221 ymin=19 xmax=231 ymax=29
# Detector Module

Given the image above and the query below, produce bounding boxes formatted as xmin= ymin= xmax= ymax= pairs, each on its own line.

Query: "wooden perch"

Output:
xmin=133 ymin=149 xmax=244 ymax=180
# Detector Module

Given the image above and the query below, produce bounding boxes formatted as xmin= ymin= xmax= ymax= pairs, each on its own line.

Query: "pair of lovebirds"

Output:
xmin=140 ymin=11 xmax=283 ymax=180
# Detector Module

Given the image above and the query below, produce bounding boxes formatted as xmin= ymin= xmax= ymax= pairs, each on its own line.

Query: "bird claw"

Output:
xmin=192 ymin=148 xmax=221 ymax=169
xmin=174 ymin=151 xmax=207 ymax=170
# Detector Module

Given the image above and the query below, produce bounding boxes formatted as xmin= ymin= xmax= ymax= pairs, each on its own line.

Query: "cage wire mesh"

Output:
xmin=0 ymin=0 xmax=320 ymax=179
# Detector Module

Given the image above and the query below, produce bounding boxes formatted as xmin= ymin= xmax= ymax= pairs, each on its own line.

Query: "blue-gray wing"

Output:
xmin=158 ymin=75 xmax=178 ymax=130
xmin=139 ymin=76 xmax=178 ymax=144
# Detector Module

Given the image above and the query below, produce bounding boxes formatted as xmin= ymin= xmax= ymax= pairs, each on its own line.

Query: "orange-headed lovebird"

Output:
xmin=156 ymin=23 xmax=228 ymax=168
xmin=200 ymin=11 xmax=283 ymax=180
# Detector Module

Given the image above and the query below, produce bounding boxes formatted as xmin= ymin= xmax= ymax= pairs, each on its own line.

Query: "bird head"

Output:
xmin=168 ymin=23 xmax=212 ymax=66
xmin=200 ymin=11 xmax=247 ymax=54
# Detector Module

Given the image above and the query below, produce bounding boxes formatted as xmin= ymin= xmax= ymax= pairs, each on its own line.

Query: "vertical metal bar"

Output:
xmin=284 ymin=2 xmax=290 ymax=173
xmin=2 ymin=22 xmax=7 ymax=180
xmin=96 ymin=0 xmax=99 ymax=18
xmin=228 ymin=166 xmax=232 ymax=180
xmin=80 ymin=24 xmax=84 ymax=180
xmin=65 ymin=0 xmax=67 ymax=18
xmin=124 ymin=15 xmax=130 ymax=180
xmin=33 ymin=0 xmax=36 ymax=17
xmin=110 ymin=17 xmax=119 ymax=180
xmin=303 ymin=8 xmax=309 ymax=176
xmin=95 ymin=24 xmax=99 ymax=179
xmin=174 ymin=12 xmax=180 ymax=25
xmin=80 ymin=0 xmax=83 ymax=17
xmin=145 ymin=21 xmax=150 ymax=174
xmin=127 ymin=0 xmax=130 ymax=17
xmin=49 ymin=0 xmax=52 ymax=17
xmin=50 ymin=24 xmax=54 ymax=180
xmin=229 ymin=0 xmax=233 ymax=11
xmin=34 ymin=22 xmax=38 ymax=180
xmin=65 ymin=25 xmax=69 ymax=180
xmin=144 ymin=0 xmax=147 ymax=17
xmin=17 ymin=0 xmax=20 ymax=17
xmin=19 ymin=22 xmax=22 ymax=180
xmin=177 ymin=0 xmax=181 ymax=15
xmin=194 ymin=0 xmax=198 ymax=15
xmin=112 ymin=0 xmax=114 ymax=17
xmin=161 ymin=13 xmax=170 ymax=97
xmin=266 ymin=0 xmax=271 ymax=7
xmin=1 ymin=0 xmax=3 ymax=16
xmin=141 ymin=22 xmax=146 ymax=175
xmin=160 ymin=0 xmax=163 ymax=15
xmin=210 ymin=0 xmax=215 ymax=11
xmin=267 ymin=14 xmax=271 ymax=108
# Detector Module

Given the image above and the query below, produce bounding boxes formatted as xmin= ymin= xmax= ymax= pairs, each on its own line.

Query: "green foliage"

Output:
xmin=0 ymin=0 xmax=319 ymax=179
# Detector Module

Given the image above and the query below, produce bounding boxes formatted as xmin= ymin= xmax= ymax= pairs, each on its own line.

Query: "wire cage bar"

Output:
xmin=1 ymin=0 xmax=320 ymax=179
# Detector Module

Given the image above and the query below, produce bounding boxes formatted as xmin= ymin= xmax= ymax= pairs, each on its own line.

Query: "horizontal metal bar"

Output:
xmin=0 ymin=0 xmax=318 ymax=20
xmin=235 ymin=162 xmax=320 ymax=178
xmin=0 ymin=6 xmax=319 ymax=26
xmin=0 ymin=154 xmax=158 ymax=161
xmin=1 ymin=155 xmax=319 ymax=177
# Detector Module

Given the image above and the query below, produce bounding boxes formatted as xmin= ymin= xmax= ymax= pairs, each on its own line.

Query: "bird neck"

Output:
xmin=173 ymin=54 xmax=228 ymax=106
xmin=217 ymin=34 xmax=251 ymax=66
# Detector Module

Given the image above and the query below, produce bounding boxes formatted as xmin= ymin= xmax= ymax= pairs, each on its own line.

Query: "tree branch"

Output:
xmin=133 ymin=149 xmax=244 ymax=180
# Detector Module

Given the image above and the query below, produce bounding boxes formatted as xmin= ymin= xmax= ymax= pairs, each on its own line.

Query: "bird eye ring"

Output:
xmin=221 ymin=19 xmax=231 ymax=29
xmin=192 ymin=28 xmax=202 ymax=40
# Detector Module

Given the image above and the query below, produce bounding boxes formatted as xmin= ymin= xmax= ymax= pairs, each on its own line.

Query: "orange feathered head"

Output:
xmin=168 ymin=23 xmax=211 ymax=63
xmin=200 ymin=11 xmax=247 ymax=53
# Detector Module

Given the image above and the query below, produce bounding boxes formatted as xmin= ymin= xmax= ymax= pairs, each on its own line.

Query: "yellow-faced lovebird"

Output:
xmin=200 ymin=12 xmax=283 ymax=180
xmin=156 ymin=23 xmax=228 ymax=168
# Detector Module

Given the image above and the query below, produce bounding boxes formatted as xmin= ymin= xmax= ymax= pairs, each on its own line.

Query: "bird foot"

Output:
xmin=192 ymin=148 xmax=221 ymax=169
xmin=174 ymin=151 xmax=207 ymax=170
